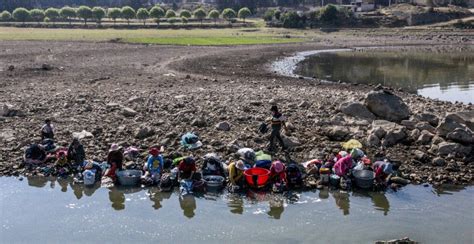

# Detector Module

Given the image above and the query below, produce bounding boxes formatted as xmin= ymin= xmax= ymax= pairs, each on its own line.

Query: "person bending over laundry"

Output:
xmin=144 ymin=147 xmax=164 ymax=181
xmin=372 ymin=161 xmax=394 ymax=186
xmin=68 ymin=138 xmax=86 ymax=166
xmin=270 ymin=161 xmax=287 ymax=185
xmin=178 ymin=157 xmax=198 ymax=181
xmin=201 ymin=153 xmax=225 ymax=177
xmin=228 ymin=160 xmax=247 ymax=189
xmin=104 ymin=144 xmax=124 ymax=181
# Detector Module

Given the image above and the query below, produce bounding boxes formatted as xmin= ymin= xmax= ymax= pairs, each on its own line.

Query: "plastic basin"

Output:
xmin=352 ymin=170 xmax=375 ymax=189
xmin=116 ymin=170 xmax=142 ymax=186
xmin=203 ymin=175 xmax=225 ymax=188
xmin=244 ymin=168 xmax=270 ymax=188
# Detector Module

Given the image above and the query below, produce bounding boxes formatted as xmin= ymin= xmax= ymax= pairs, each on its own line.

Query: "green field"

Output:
xmin=0 ymin=25 xmax=307 ymax=46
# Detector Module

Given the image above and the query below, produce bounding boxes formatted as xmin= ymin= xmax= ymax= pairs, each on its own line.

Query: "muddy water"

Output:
xmin=1 ymin=177 xmax=473 ymax=243
xmin=294 ymin=47 xmax=474 ymax=104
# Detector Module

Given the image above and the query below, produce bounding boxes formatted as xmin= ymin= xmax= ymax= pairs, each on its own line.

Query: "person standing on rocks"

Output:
xmin=268 ymin=105 xmax=287 ymax=152
xmin=41 ymin=119 xmax=54 ymax=140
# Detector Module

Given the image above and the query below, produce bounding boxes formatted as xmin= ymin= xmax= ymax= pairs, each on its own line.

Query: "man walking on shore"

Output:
xmin=268 ymin=105 xmax=287 ymax=152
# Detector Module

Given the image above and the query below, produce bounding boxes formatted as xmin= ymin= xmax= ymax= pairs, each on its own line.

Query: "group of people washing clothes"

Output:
xmin=23 ymin=105 xmax=401 ymax=194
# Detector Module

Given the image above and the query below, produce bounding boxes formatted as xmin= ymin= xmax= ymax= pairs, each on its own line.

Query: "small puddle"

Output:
xmin=0 ymin=177 xmax=473 ymax=243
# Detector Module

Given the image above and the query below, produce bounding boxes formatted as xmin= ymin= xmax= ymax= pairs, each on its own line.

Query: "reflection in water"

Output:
xmin=268 ymin=197 xmax=285 ymax=219
xmin=370 ymin=192 xmax=390 ymax=216
xmin=296 ymin=48 xmax=474 ymax=103
xmin=433 ymin=184 xmax=466 ymax=196
xmin=148 ymin=188 xmax=172 ymax=210
xmin=109 ymin=189 xmax=125 ymax=211
xmin=227 ymin=194 xmax=244 ymax=215
xmin=57 ymin=178 xmax=68 ymax=193
xmin=29 ymin=178 xmax=472 ymax=219
xmin=27 ymin=176 xmax=49 ymax=188
xmin=332 ymin=191 xmax=350 ymax=215
xmin=179 ymin=195 xmax=196 ymax=218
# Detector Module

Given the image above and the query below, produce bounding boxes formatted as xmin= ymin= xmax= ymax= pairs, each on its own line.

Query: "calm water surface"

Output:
xmin=1 ymin=177 xmax=473 ymax=243
xmin=295 ymin=48 xmax=474 ymax=104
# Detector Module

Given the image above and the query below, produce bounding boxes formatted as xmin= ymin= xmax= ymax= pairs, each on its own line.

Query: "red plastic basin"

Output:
xmin=244 ymin=168 xmax=270 ymax=188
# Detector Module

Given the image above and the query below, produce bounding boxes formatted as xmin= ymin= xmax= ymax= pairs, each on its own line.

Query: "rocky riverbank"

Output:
xmin=0 ymin=29 xmax=472 ymax=186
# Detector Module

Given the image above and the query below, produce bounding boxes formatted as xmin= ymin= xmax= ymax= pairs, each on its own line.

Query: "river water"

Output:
xmin=1 ymin=177 xmax=473 ymax=243
xmin=292 ymin=46 xmax=474 ymax=104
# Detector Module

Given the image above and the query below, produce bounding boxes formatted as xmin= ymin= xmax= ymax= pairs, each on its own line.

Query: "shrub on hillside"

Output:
xmin=180 ymin=10 xmax=191 ymax=18
xmin=92 ymin=7 xmax=106 ymax=24
xmin=263 ymin=9 xmax=275 ymax=21
xmin=60 ymin=7 xmax=75 ymax=25
xmin=0 ymin=11 xmax=11 ymax=21
xmin=222 ymin=8 xmax=236 ymax=24
xmin=13 ymin=8 xmax=30 ymax=24
xmin=320 ymin=4 xmax=339 ymax=24
xmin=193 ymin=8 xmax=207 ymax=25
xmin=30 ymin=9 xmax=45 ymax=24
xmin=208 ymin=9 xmax=220 ymax=25
xmin=45 ymin=8 xmax=60 ymax=24
xmin=238 ymin=7 xmax=251 ymax=23
xmin=121 ymin=6 xmax=136 ymax=25
xmin=150 ymin=6 xmax=165 ymax=26
xmin=108 ymin=8 xmax=121 ymax=25
xmin=137 ymin=8 xmax=149 ymax=25
xmin=281 ymin=11 xmax=305 ymax=28
xmin=165 ymin=9 xmax=176 ymax=18
xmin=76 ymin=6 xmax=93 ymax=25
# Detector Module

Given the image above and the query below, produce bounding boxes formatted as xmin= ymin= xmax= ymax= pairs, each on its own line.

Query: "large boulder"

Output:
xmin=364 ymin=90 xmax=410 ymax=122
xmin=370 ymin=120 xmax=408 ymax=147
xmin=282 ymin=136 xmax=301 ymax=149
xmin=417 ymin=130 xmax=434 ymax=145
xmin=324 ymin=126 xmax=351 ymax=141
xmin=191 ymin=117 xmax=207 ymax=127
xmin=215 ymin=121 xmax=231 ymax=131
xmin=436 ymin=142 xmax=471 ymax=157
xmin=338 ymin=101 xmax=376 ymax=121
xmin=135 ymin=126 xmax=155 ymax=139
xmin=415 ymin=122 xmax=436 ymax=134
xmin=367 ymin=133 xmax=381 ymax=147
xmin=446 ymin=128 xmax=474 ymax=144
xmin=447 ymin=111 xmax=474 ymax=131
xmin=437 ymin=111 xmax=474 ymax=136
xmin=414 ymin=113 xmax=439 ymax=127
xmin=1 ymin=103 xmax=25 ymax=117
xmin=121 ymin=107 xmax=138 ymax=117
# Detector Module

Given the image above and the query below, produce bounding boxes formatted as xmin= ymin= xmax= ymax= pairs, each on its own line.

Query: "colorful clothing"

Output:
xmin=228 ymin=162 xmax=244 ymax=185
xmin=334 ymin=155 xmax=353 ymax=177
xmin=372 ymin=161 xmax=392 ymax=182
xmin=147 ymin=155 xmax=164 ymax=175
xmin=270 ymin=165 xmax=287 ymax=184
xmin=178 ymin=160 xmax=196 ymax=179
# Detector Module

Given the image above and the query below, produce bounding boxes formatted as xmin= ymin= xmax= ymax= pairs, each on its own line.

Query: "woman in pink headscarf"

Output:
xmin=333 ymin=155 xmax=353 ymax=177
xmin=270 ymin=161 xmax=287 ymax=184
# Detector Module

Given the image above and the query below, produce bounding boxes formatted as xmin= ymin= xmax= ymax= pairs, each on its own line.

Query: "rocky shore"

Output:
xmin=0 ymin=28 xmax=472 ymax=186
